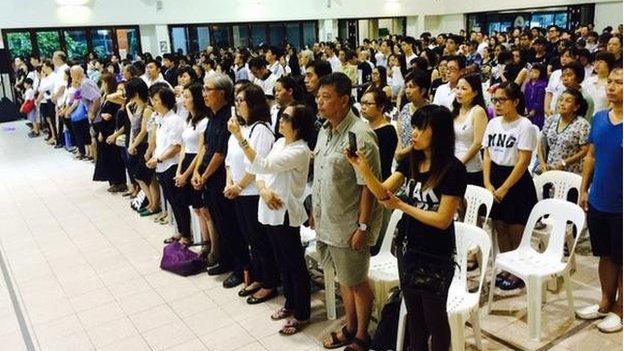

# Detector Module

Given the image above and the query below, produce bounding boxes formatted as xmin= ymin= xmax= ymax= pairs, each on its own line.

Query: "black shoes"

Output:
xmin=246 ymin=290 xmax=278 ymax=304
xmin=207 ymin=264 xmax=231 ymax=276
xmin=223 ymin=273 xmax=243 ymax=288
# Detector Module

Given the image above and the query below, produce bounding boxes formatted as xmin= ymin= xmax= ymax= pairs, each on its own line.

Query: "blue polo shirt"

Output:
xmin=588 ymin=109 xmax=623 ymax=213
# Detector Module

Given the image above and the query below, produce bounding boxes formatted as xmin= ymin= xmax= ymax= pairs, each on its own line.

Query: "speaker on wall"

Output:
xmin=0 ymin=49 xmax=11 ymax=74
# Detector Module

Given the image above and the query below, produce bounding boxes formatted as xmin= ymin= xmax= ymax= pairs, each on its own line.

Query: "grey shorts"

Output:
xmin=317 ymin=241 xmax=370 ymax=287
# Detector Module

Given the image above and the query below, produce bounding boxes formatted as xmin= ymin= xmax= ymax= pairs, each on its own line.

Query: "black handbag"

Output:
xmin=398 ymin=242 xmax=456 ymax=298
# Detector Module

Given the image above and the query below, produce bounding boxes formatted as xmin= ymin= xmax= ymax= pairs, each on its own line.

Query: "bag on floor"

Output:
xmin=160 ymin=241 xmax=206 ymax=276
xmin=371 ymin=287 xmax=407 ymax=351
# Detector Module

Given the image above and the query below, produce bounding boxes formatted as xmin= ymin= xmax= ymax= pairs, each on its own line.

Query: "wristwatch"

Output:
xmin=561 ymin=159 xmax=567 ymax=167
xmin=358 ymin=223 xmax=369 ymax=231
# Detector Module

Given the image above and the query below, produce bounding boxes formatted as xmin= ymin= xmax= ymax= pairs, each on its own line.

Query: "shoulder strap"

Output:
xmin=248 ymin=121 xmax=274 ymax=139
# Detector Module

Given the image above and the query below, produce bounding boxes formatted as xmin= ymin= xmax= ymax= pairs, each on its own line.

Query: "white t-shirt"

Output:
xmin=141 ymin=73 xmax=172 ymax=89
xmin=432 ymin=82 xmax=455 ymax=111
xmin=38 ymin=73 xmax=56 ymax=103
xmin=225 ymin=122 xmax=274 ymax=196
xmin=482 ymin=116 xmax=537 ymax=166
xmin=546 ymin=69 xmax=565 ymax=114
xmin=154 ymin=110 xmax=186 ymax=173
xmin=52 ymin=64 xmax=69 ymax=102
xmin=181 ymin=117 xmax=208 ymax=154
xmin=328 ymin=55 xmax=342 ymax=73
xmin=267 ymin=61 xmax=285 ymax=78
xmin=582 ymin=76 xmax=609 ymax=113
xmin=270 ymin=104 xmax=280 ymax=133
xmin=24 ymin=87 xmax=35 ymax=101
xmin=454 ymin=106 xmax=483 ymax=173
xmin=405 ymin=53 xmax=417 ymax=67
xmin=253 ymin=73 xmax=278 ymax=99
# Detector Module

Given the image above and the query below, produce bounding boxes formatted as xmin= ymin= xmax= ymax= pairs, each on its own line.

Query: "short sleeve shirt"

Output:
xmin=395 ymin=157 xmax=467 ymax=255
xmin=312 ymin=111 xmax=383 ymax=248
xmin=482 ymin=116 xmax=537 ymax=166
xmin=201 ymin=105 xmax=232 ymax=188
xmin=541 ymin=115 xmax=590 ymax=174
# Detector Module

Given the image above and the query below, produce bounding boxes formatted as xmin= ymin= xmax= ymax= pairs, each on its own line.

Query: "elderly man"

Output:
xmin=70 ymin=65 xmax=101 ymax=124
xmin=192 ymin=73 xmax=249 ymax=289
xmin=313 ymin=73 xmax=382 ymax=351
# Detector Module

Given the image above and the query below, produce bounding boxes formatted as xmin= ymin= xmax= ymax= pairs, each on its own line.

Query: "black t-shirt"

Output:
xmin=201 ymin=105 xmax=231 ymax=188
xmin=395 ymin=157 xmax=467 ymax=255
xmin=374 ymin=124 xmax=398 ymax=180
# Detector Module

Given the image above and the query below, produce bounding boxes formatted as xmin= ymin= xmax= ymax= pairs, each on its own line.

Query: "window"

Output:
xmin=250 ymin=24 xmax=267 ymax=47
xmin=6 ymin=32 xmax=32 ymax=59
xmin=116 ymin=28 xmax=140 ymax=60
xmin=171 ymin=27 xmax=188 ymax=55
xmin=36 ymin=31 xmax=61 ymax=59
xmin=196 ymin=26 xmax=211 ymax=52
xmin=232 ymin=25 xmax=250 ymax=49
xmin=554 ymin=13 xmax=568 ymax=29
xmin=211 ymin=25 xmax=230 ymax=48
xmin=91 ymin=29 xmax=114 ymax=59
xmin=269 ymin=24 xmax=285 ymax=46
xmin=302 ymin=22 xmax=316 ymax=49
xmin=64 ymin=30 xmax=88 ymax=61
xmin=286 ymin=23 xmax=301 ymax=49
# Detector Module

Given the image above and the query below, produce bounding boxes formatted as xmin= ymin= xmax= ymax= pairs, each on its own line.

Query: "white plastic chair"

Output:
xmin=396 ymin=223 xmax=491 ymax=351
xmin=486 ymin=199 xmax=586 ymax=341
xmin=529 ymin=124 xmax=542 ymax=175
xmin=368 ymin=209 xmax=403 ymax=317
xmin=532 ymin=171 xmax=583 ymax=276
xmin=304 ymin=235 xmax=337 ymax=320
xmin=190 ymin=207 xmax=202 ymax=244
xmin=462 ymin=185 xmax=494 ymax=228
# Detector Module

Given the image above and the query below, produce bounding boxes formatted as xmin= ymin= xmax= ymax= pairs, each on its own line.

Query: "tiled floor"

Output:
xmin=0 ymin=121 xmax=621 ymax=351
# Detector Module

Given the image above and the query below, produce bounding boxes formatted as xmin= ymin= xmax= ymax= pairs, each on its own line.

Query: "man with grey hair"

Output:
xmin=192 ymin=74 xmax=248 ymax=289
xmin=52 ymin=51 xmax=69 ymax=147
xmin=70 ymin=65 xmax=101 ymax=124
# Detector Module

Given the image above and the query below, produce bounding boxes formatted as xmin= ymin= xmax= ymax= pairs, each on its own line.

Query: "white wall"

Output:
xmin=424 ymin=14 xmax=466 ymax=35
xmin=0 ymin=0 xmax=616 ymax=29
xmin=594 ymin=1 xmax=623 ymax=32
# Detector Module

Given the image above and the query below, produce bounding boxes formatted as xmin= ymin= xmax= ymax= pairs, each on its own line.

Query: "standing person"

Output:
xmin=360 ymin=87 xmax=398 ymax=255
xmin=452 ymin=73 xmax=488 ymax=186
xmin=146 ymin=86 xmax=189 ymax=242
xmin=367 ymin=66 xmax=392 ymax=98
xmin=225 ymin=84 xmax=278 ymax=301
xmin=544 ymin=48 xmax=575 ymax=118
xmin=36 ymin=60 xmax=57 ymax=144
xmin=524 ymin=63 xmax=548 ymax=129
xmin=433 ymin=55 xmax=465 ymax=110
xmin=125 ymin=78 xmax=158 ymax=215
xmin=272 ymin=76 xmax=301 ymax=136
xmin=345 ymin=104 xmax=467 ymax=351
xmin=315 ymin=73 xmax=382 ymax=351
xmin=162 ymin=54 xmax=179 ymax=88
xmin=558 ymin=61 xmax=595 ymax=122
xmin=482 ymin=82 xmax=538 ymax=294
xmin=175 ymin=83 xmax=218 ymax=259
xmin=51 ymin=51 xmax=69 ymax=147
xmin=71 ymin=65 xmax=102 ymax=160
xmin=583 ymin=51 xmax=615 ymax=113
xmin=266 ymin=46 xmax=285 ymax=78
xmin=193 ymin=74 xmax=246 ymax=288
xmin=93 ymin=72 xmax=126 ymax=192
xmin=396 ymin=69 xmax=430 ymax=161
xmin=537 ymin=89 xmax=590 ymax=175
xmin=227 ymin=103 xmax=315 ymax=335
xmin=576 ymin=67 xmax=623 ymax=333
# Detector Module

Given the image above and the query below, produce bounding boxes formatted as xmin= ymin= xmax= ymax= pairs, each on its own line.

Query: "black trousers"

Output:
xmin=72 ymin=119 xmax=91 ymax=155
xmin=266 ymin=216 xmax=311 ymax=320
xmin=402 ymin=288 xmax=451 ymax=351
xmin=234 ymin=196 xmax=279 ymax=289
xmin=157 ymin=165 xmax=191 ymax=239
xmin=56 ymin=114 xmax=68 ymax=145
xmin=204 ymin=184 xmax=247 ymax=277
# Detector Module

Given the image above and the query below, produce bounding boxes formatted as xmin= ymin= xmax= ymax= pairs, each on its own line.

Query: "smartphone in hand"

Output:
xmin=348 ymin=131 xmax=357 ymax=157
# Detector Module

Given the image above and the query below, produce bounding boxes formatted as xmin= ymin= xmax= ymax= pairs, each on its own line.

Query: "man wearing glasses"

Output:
xmin=433 ymin=55 xmax=465 ymax=110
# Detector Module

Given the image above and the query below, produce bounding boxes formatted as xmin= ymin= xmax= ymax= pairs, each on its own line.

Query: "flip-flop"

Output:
xmin=271 ymin=307 xmax=294 ymax=321
xmin=279 ymin=318 xmax=309 ymax=336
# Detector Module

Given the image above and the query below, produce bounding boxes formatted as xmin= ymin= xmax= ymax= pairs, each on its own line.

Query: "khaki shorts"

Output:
xmin=317 ymin=241 xmax=370 ymax=287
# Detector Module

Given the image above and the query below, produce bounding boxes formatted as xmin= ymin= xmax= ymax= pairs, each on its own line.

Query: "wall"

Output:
xmin=424 ymin=14 xmax=466 ymax=35
xmin=594 ymin=1 xmax=623 ymax=32
xmin=0 ymin=0 xmax=616 ymax=29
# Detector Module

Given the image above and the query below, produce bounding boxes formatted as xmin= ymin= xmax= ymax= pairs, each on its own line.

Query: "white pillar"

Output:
xmin=154 ymin=25 xmax=171 ymax=54
xmin=318 ymin=19 xmax=339 ymax=42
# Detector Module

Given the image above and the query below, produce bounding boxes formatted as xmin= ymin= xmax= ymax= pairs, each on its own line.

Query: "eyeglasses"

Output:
xmin=235 ymin=98 xmax=245 ymax=104
xmin=360 ymin=101 xmax=377 ymax=106
xmin=280 ymin=112 xmax=293 ymax=122
xmin=491 ymin=97 xmax=510 ymax=104
xmin=447 ymin=66 xmax=460 ymax=72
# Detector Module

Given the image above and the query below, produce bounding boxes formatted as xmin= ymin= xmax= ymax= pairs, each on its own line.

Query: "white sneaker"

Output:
xmin=597 ymin=313 xmax=623 ymax=333
xmin=576 ymin=304 xmax=609 ymax=320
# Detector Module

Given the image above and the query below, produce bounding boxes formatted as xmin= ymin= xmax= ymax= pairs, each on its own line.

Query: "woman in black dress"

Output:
xmin=93 ymin=72 xmax=126 ymax=192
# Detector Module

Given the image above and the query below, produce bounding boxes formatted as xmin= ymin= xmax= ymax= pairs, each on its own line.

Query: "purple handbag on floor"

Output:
xmin=160 ymin=242 xmax=206 ymax=276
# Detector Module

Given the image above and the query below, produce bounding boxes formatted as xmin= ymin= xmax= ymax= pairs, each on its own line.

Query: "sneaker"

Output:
xmin=597 ymin=313 xmax=623 ymax=333
xmin=495 ymin=273 xmax=505 ymax=288
xmin=576 ymin=304 xmax=610 ymax=320
xmin=496 ymin=278 xmax=525 ymax=296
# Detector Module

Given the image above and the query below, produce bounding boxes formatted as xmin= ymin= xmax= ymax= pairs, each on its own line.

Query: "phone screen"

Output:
xmin=348 ymin=131 xmax=357 ymax=156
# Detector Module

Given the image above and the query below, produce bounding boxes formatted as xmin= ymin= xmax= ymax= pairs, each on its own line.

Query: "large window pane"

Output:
xmin=250 ymin=24 xmax=267 ymax=47
xmin=171 ymin=27 xmax=188 ymax=55
xmin=91 ymin=29 xmax=114 ymax=59
xmin=64 ymin=30 xmax=88 ymax=61
xmin=286 ymin=23 xmax=301 ymax=49
xmin=269 ymin=24 xmax=285 ymax=46
xmin=36 ymin=31 xmax=61 ymax=59
xmin=302 ymin=22 xmax=316 ymax=49
xmin=6 ymin=32 xmax=32 ymax=59
xmin=116 ymin=28 xmax=140 ymax=60
xmin=211 ymin=25 xmax=230 ymax=48
xmin=554 ymin=13 xmax=568 ymax=29
xmin=232 ymin=25 xmax=250 ymax=49
xmin=196 ymin=26 xmax=211 ymax=52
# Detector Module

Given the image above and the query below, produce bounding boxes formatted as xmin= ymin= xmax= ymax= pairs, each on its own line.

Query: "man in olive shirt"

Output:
xmin=312 ymin=73 xmax=382 ymax=350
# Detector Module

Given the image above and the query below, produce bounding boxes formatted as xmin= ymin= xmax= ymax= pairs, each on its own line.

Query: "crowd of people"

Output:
xmin=9 ymin=21 xmax=623 ymax=349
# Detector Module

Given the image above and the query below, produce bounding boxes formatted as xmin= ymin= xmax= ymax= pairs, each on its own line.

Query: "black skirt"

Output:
xmin=181 ymin=153 xmax=204 ymax=209
xmin=128 ymin=143 xmax=154 ymax=183
xmin=466 ymin=171 xmax=484 ymax=187
xmin=489 ymin=163 xmax=537 ymax=225
xmin=93 ymin=121 xmax=126 ymax=184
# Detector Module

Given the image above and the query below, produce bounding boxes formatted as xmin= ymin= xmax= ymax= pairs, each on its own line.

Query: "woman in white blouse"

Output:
xmin=227 ymin=102 xmax=316 ymax=336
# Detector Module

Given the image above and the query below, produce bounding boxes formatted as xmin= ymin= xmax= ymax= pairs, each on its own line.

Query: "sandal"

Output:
xmin=163 ymin=236 xmax=181 ymax=244
xmin=279 ymin=318 xmax=309 ymax=336
xmin=322 ymin=325 xmax=354 ymax=349
xmin=344 ymin=335 xmax=370 ymax=351
xmin=271 ymin=307 xmax=294 ymax=321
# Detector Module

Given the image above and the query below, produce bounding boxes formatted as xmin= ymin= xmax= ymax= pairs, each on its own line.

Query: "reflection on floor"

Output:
xmin=0 ymin=121 xmax=620 ymax=351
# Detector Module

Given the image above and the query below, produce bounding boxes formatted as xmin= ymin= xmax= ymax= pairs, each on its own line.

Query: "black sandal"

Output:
xmin=344 ymin=335 xmax=370 ymax=351
xmin=323 ymin=325 xmax=354 ymax=349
